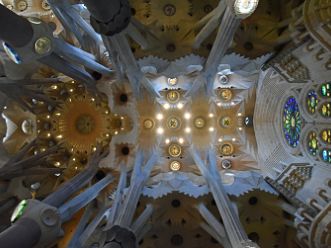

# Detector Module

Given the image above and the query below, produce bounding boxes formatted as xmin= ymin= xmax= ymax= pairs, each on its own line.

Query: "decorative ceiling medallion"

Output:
xmin=143 ymin=119 xmax=154 ymax=129
xmin=168 ymin=143 xmax=182 ymax=157
xmin=170 ymin=160 xmax=181 ymax=171
xmin=221 ymin=159 xmax=232 ymax=169
xmin=51 ymin=92 xmax=112 ymax=156
xmin=167 ymin=77 xmax=178 ymax=86
xmin=218 ymin=75 xmax=229 ymax=84
xmin=219 ymin=89 xmax=233 ymax=102
xmin=167 ymin=116 xmax=181 ymax=130
xmin=219 ymin=143 xmax=234 ymax=156
xmin=193 ymin=117 xmax=206 ymax=129
xmin=21 ymin=119 xmax=35 ymax=135
xmin=220 ymin=116 xmax=232 ymax=128
xmin=166 ymin=90 xmax=180 ymax=103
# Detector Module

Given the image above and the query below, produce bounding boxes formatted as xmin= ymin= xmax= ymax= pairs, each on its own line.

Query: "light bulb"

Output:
xmin=163 ymin=103 xmax=170 ymax=110
xmin=185 ymin=127 xmax=191 ymax=133
xmin=177 ymin=102 xmax=184 ymax=109
xmin=156 ymin=127 xmax=164 ymax=135
xmin=184 ymin=112 xmax=191 ymax=120
xmin=156 ymin=113 xmax=164 ymax=120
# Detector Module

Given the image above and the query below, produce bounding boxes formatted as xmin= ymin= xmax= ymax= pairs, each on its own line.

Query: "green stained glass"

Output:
xmin=308 ymin=131 xmax=318 ymax=156
xmin=283 ymin=97 xmax=302 ymax=148
xmin=10 ymin=199 xmax=28 ymax=223
xmin=320 ymin=83 xmax=331 ymax=97
xmin=306 ymin=90 xmax=318 ymax=114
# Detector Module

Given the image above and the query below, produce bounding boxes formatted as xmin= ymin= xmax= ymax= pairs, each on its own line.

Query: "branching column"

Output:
xmin=190 ymin=147 xmax=259 ymax=248
xmin=98 ymin=150 xmax=157 ymax=248
xmin=204 ymin=7 xmax=240 ymax=81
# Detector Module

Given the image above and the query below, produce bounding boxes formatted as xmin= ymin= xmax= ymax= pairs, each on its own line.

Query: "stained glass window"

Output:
xmin=321 ymin=149 xmax=331 ymax=164
xmin=320 ymin=83 xmax=331 ymax=97
xmin=320 ymin=129 xmax=331 ymax=144
xmin=283 ymin=97 xmax=302 ymax=148
xmin=307 ymin=131 xmax=318 ymax=156
xmin=320 ymin=103 xmax=331 ymax=117
xmin=306 ymin=90 xmax=318 ymax=114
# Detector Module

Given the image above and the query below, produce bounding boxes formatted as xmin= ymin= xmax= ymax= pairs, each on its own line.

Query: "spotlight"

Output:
xmin=184 ymin=112 xmax=191 ymax=120
xmin=163 ymin=103 xmax=170 ymax=110
xmin=177 ymin=102 xmax=184 ymax=109
xmin=156 ymin=113 xmax=164 ymax=120
xmin=185 ymin=127 xmax=191 ymax=133
xmin=156 ymin=127 xmax=164 ymax=135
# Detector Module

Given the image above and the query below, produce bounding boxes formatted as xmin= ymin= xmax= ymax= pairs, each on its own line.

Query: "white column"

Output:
xmin=190 ymin=147 xmax=259 ymax=248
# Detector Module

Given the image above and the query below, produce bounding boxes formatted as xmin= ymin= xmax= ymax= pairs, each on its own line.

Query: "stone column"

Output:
xmin=43 ymin=148 xmax=104 ymax=207
xmin=190 ymin=147 xmax=259 ymax=248
xmin=204 ymin=7 xmax=240 ymax=81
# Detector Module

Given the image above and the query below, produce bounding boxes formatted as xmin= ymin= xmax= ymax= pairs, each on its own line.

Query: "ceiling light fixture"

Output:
xmin=177 ymin=102 xmax=184 ymax=109
xmin=156 ymin=113 xmax=164 ymax=120
xmin=233 ymin=0 xmax=259 ymax=18
xmin=163 ymin=103 xmax=170 ymax=110
xmin=170 ymin=161 xmax=181 ymax=171
xmin=184 ymin=112 xmax=191 ymax=120
xmin=156 ymin=127 xmax=164 ymax=135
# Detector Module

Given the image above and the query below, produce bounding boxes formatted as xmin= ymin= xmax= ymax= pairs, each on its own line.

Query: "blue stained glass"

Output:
xmin=321 ymin=149 xmax=331 ymax=164
xmin=283 ymin=97 xmax=302 ymax=148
